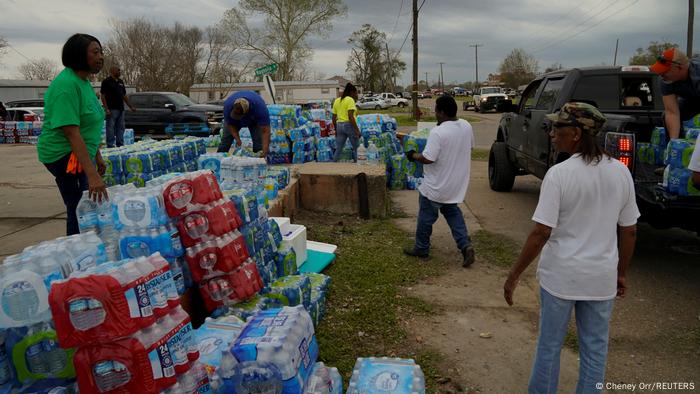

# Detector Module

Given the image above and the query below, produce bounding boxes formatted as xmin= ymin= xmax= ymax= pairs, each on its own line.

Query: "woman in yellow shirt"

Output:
xmin=331 ymin=83 xmax=361 ymax=162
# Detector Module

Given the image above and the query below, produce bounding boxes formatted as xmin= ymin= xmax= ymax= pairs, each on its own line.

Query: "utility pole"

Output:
xmin=385 ymin=43 xmax=394 ymax=93
xmin=412 ymin=0 xmax=419 ymax=119
xmin=424 ymin=72 xmax=428 ymax=90
xmin=613 ymin=38 xmax=619 ymax=66
xmin=437 ymin=62 xmax=445 ymax=92
xmin=689 ymin=0 xmax=695 ymax=57
xmin=469 ymin=44 xmax=483 ymax=89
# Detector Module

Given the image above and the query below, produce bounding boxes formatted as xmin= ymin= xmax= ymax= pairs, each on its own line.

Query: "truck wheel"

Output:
xmin=474 ymin=106 xmax=480 ymax=113
xmin=398 ymin=102 xmax=406 ymax=108
xmin=375 ymin=105 xmax=381 ymax=110
xmin=488 ymin=142 xmax=516 ymax=192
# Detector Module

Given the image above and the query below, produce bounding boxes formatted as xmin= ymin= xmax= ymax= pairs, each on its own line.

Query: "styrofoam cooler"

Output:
xmin=271 ymin=217 xmax=307 ymax=266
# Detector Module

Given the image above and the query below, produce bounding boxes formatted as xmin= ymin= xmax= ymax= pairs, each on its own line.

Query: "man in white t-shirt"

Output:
xmin=502 ymin=102 xmax=639 ymax=393
xmin=404 ymin=95 xmax=476 ymax=267
xmin=689 ymin=144 xmax=700 ymax=187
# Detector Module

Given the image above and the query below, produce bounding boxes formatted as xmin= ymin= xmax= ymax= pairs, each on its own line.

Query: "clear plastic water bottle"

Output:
xmin=76 ymin=191 xmax=98 ymax=233
xmin=25 ymin=326 xmax=47 ymax=374
xmin=41 ymin=335 xmax=67 ymax=375
xmin=367 ymin=141 xmax=380 ymax=165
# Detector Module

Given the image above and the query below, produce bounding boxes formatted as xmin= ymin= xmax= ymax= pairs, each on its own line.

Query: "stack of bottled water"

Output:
xmin=663 ymin=134 xmax=699 ymax=196
xmin=123 ymin=128 xmax=135 ymax=145
xmin=357 ymin=114 xmax=398 ymax=134
xmin=303 ymin=107 xmax=334 ymax=137
xmin=161 ymin=171 xmax=264 ymax=312
xmin=0 ymin=120 xmax=42 ymax=145
xmin=193 ymin=315 xmax=245 ymax=390
xmin=101 ymin=137 xmax=206 ymax=186
xmin=346 ymin=357 xmax=426 ymax=394
xmin=198 ymin=152 xmax=228 ymax=181
xmin=316 ymin=137 xmax=335 ymax=162
xmin=219 ymin=156 xmax=268 ymax=194
xmin=403 ymin=130 xmax=429 ymax=190
xmin=288 ymin=124 xmax=317 ymax=164
xmin=217 ymin=306 xmax=320 ymax=393
xmin=49 ymin=252 xmax=210 ymax=394
xmin=389 ymin=154 xmax=409 ymax=190
xmin=0 ymin=232 xmax=108 ymax=392
xmin=268 ymin=104 xmax=303 ymax=130
xmin=269 ymin=128 xmax=292 ymax=164
xmin=306 ymin=273 xmax=331 ymax=327
xmin=263 ymin=275 xmax=311 ymax=309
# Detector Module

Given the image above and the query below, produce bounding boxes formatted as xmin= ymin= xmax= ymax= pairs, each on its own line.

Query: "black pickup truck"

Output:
xmin=125 ymin=92 xmax=224 ymax=137
xmin=488 ymin=66 xmax=700 ymax=233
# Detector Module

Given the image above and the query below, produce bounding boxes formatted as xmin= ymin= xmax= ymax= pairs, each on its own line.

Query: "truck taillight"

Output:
xmin=604 ymin=132 xmax=635 ymax=171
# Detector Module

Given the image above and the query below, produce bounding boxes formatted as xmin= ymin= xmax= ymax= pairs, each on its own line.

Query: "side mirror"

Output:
xmin=165 ymin=103 xmax=175 ymax=111
xmin=496 ymin=99 xmax=516 ymax=113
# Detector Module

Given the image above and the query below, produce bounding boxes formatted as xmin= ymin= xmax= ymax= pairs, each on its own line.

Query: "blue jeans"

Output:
xmin=106 ymin=108 xmax=125 ymax=147
xmin=44 ymin=153 xmax=88 ymax=236
xmin=415 ymin=193 xmax=470 ymax=252
xmin=333 ymin=122 xmax=359 ymax=162
xmin=529 ymin=287 xmax=615 ymax=394
xmin=217 ymin=124 xmax=263 ymax=153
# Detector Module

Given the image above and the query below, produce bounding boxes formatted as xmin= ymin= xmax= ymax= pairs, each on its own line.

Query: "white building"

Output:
xmin=189 ymin=80 xmax=341 ymax=104
xmin=0 ymin=79 xmax=136 ymax=103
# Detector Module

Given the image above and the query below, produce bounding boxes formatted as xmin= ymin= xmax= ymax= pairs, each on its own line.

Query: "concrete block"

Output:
xmin=297 ymin=162 xmax=388 ymax=218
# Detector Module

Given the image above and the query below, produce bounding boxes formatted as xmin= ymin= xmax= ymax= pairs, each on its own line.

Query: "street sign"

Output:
xmin=255 ymin=63 xmax=278 ymax=77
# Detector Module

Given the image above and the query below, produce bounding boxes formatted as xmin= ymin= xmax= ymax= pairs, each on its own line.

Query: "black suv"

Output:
xmin=125 ymin=92 xmax=224 ymax=136
xmin=488 ymin=66 xmax=700 ymax=233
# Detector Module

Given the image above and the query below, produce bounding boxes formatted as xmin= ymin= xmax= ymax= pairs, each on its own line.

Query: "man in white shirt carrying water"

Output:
xmin=404 ymin=95 xmax=476 ymax=267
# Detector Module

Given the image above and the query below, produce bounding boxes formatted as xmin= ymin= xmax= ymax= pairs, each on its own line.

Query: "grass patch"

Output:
xmin=302 ymin=213 xmax=447 ymax=390
xmin=472 ymin=148 xmax=489 ymax=161
xmin=472 ymin=230 xmax=521 ymax=268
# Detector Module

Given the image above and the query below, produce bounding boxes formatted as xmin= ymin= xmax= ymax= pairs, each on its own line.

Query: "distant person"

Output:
xmin=100 ymin=65 xmax=135 ymax=147
xmin=503 ymin=102 xmax=639 ymax=393
xmin=0 ymin=101 xmax=7 ymax=121
xmin=403 ymin=95 xmax=476 ymax=267
xmin=332 ymin=82 xmax=361 ymax=162
xmin=217 ymin=90 xmax=271 ymax=159
xmin=37 ymin=33 xmax=108 ymax=235
xmin=650 ymin=47 xmax=700 ymax=139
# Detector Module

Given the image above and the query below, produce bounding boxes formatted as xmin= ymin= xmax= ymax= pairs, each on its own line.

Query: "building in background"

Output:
xmin=0 ymin=79 xmax=136 ymax=104
xmin=189 ymin=80 xmax=342 ymax=104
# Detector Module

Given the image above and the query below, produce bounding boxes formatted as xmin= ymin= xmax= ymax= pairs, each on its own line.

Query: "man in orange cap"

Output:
xmin=650 ymin=47 xmax=699 ymax=139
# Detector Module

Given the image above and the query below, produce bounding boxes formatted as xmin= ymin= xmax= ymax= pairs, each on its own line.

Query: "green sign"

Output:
xmin=255 ymin=63 xmax=278 ymax=76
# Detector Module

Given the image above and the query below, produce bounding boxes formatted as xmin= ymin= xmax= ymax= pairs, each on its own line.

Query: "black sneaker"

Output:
xmin=403 ymin=247 xmax=429 ymax=259
xmin=461 ymin=246 xmax=475 ymax=267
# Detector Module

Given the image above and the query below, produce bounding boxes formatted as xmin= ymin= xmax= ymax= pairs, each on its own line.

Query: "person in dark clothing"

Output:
xmin=216 ymin=90 xmax=271 ymax=158
xmin=650 ymin=47 xmax=700 ymax=139
xmin=100 ymin=65 xmax=135 ymax=147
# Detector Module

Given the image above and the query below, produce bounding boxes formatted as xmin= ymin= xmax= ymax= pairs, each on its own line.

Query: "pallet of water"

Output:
xmin=663 ymin=138 xmax=699 ymax=196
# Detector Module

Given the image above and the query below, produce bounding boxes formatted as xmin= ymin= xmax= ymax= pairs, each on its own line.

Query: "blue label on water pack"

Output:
xmin=125 ymin=283 xmax=153 ymax=318
xmin=149 ymin=344 xmax=175 ymax=379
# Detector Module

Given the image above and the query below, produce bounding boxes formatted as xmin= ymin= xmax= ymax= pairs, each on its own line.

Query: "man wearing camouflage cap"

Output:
xmin=503 ymin=102 xmax=639 ymax=393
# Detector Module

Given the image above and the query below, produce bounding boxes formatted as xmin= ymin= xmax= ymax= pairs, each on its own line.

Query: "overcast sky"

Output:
xmin=0 ymin=0 xmax=695 ymax=87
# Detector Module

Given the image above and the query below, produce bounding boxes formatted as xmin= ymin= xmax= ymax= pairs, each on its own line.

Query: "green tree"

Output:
xmin=346 ymin=24 xmax=406 ymax=92
xmin=219 ymin=0 xmax=347 ymax=81
xmin=499 ymin=48 xmax=538 ymax=89
xmin=629 ymin=41 xmax=678 ymax=65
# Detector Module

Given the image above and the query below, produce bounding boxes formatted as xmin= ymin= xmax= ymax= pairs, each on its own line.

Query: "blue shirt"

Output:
xmin=223 ymin=91 xmax=270 ymax=129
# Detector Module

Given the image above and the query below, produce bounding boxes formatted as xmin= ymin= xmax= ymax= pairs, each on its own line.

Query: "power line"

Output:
xmin=532 ymin=0 xmax=640 ymax=54
xmin=519 ymin=0 xmax=607 ymax=47
xmin=388 ymin=0 xmax=404 ymax=44
xmin=6 ymin=43 xmax=32 ymax=62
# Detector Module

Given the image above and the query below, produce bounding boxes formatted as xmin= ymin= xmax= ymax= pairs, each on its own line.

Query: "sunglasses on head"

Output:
xmin=657 ymin=55 xmax=681 ymax=66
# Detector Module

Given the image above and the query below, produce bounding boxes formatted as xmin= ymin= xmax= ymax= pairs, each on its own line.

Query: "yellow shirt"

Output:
xmin=332 ymin=96 xmax=357 ymax=123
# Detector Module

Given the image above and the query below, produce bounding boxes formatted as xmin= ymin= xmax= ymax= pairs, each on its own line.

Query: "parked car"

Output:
xmin=356 ymin=97 xmax=391 ymax=110
xmin=5 ymin=107 xmax=44 ymax=121
xmin=489 ymin=65 xmax=700 ymax=233
xmin=5 ymin=99 xmax=44 ymax=108
xmin=421 ymin=91 xmax=433 ymax=98
xmin=374 ymin=92 xmax=409 ymax=108
xmin=125 ymin=92 xmax=224 ymax=136
xmin=471 ymin=86 xmax=508 ymax=112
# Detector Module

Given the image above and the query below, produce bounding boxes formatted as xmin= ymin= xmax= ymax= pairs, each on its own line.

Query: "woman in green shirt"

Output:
xmin=37 ymin=33 xmax=108 ymax=235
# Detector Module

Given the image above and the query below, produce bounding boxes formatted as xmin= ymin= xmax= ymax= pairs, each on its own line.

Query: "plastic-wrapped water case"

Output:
xmin=198 ymin=259 xmax=263 ymax=312
xmin=264 ymin=275 xmax=311 ymax=309
xmin=223 ymin=306 xmax=318 ymax=394
xmin=303 ymin=362 xmax=342 ymax=394
xmin=346 ymin=357 xmax=426 ymax=394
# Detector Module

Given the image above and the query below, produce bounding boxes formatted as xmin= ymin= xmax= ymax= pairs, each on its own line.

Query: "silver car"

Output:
xmin=356 ymin=97 xmax=391 ymax=110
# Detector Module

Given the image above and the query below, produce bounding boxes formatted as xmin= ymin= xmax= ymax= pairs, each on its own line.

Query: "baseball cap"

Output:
xmin=545 ymin=102 xmax=607 ymax=136
xmin=650 ymin=48 xmax=683 ymax=74
xmin=231 ymin=98 xmax=250 ymax=120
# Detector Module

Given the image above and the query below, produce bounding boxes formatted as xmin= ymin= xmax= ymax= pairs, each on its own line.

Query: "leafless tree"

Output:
xmin=102 ymin=18 xmax=202 ymax=93
xmin=197 ymin=25 xmax=257 ymax=97
xmin=219 ymin=0 xmax=347 ymax=81
xmin=0 ymin=36 xmax=8 ymax=63
xmin=499 ymin=48 xmax=539 ymax=89
xmin=18 ymin=58 xmax=59 ymax=80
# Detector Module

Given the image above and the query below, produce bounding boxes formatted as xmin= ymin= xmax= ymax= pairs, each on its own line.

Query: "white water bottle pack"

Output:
xmin=0 ymin=232 xmax=107 ymax=329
